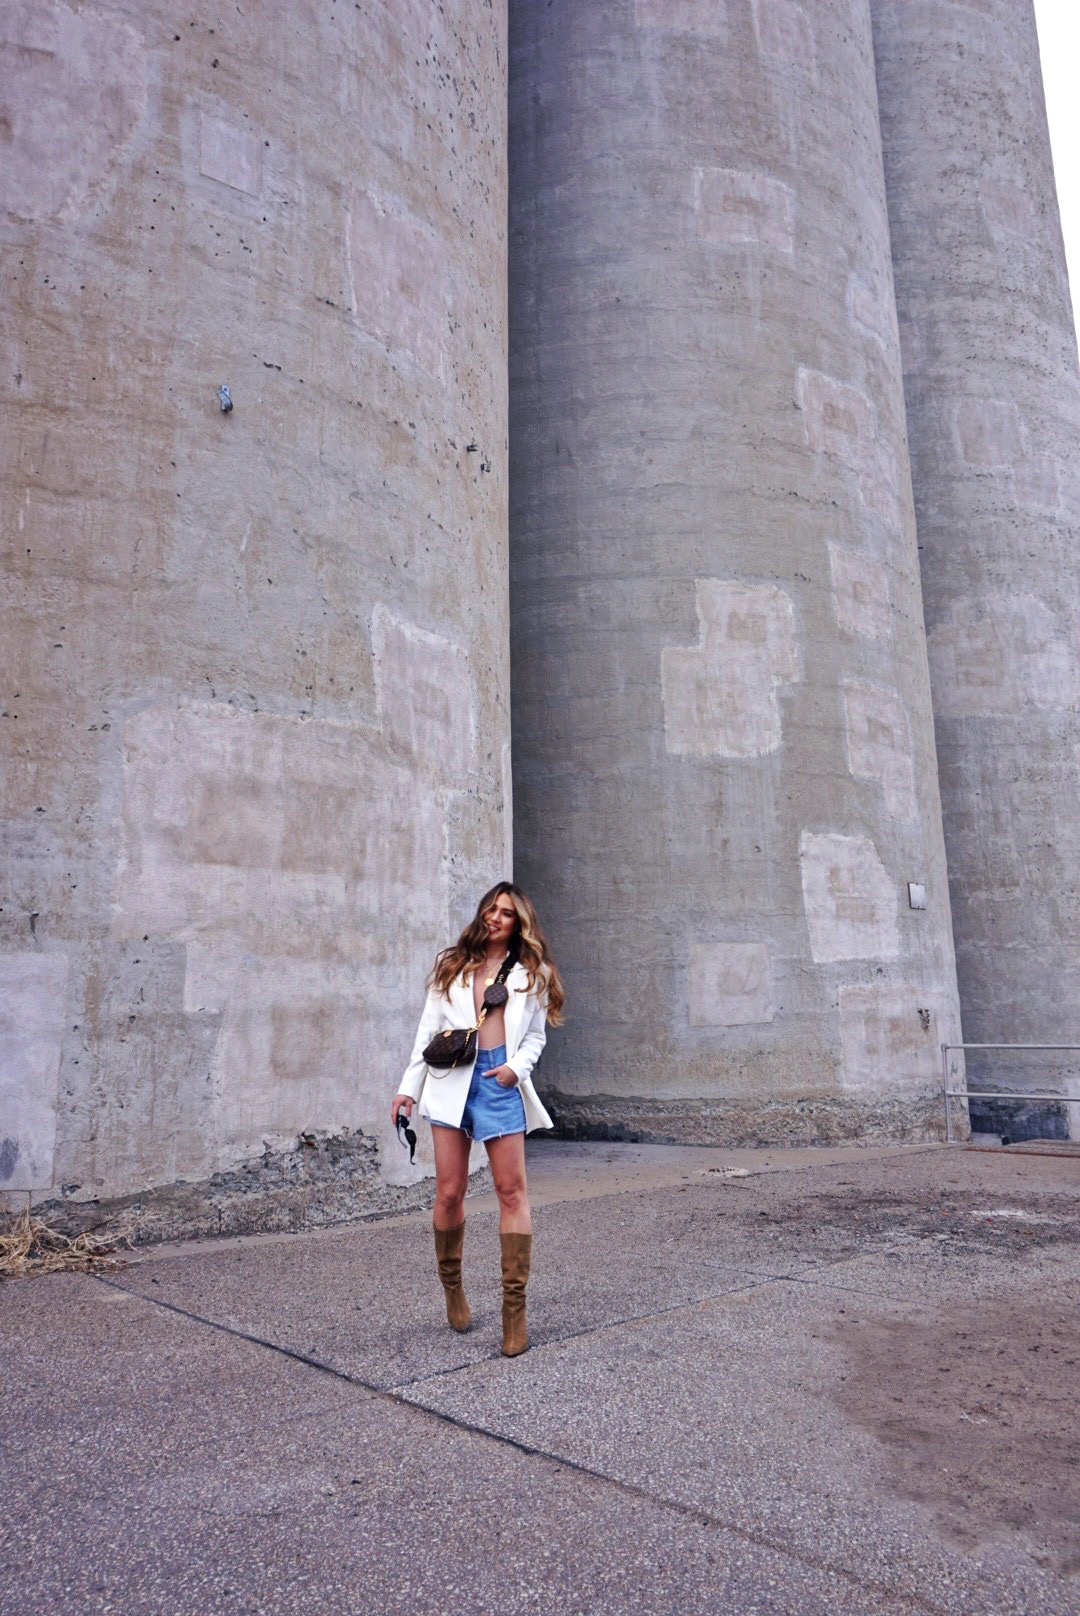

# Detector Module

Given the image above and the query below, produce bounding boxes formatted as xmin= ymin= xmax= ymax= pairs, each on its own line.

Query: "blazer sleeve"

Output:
xmin=398 ymin=987 xmax=443 ymax=1102
xmin=506 ymin=994 xmax=548 ymax=1085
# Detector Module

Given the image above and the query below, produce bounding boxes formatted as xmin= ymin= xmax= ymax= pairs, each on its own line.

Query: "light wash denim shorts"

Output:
xmin=430 ymin=1043 xmax=526 ymax=1142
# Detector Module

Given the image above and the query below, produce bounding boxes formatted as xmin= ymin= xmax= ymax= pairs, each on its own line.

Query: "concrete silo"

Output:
xmin=508 ymin=0 xmax=961 ymax=1140
xmin=871 ymin=0 xmax=1080 ymax=1137
xmin=0 ymin=1 xmax=510 ymax=1229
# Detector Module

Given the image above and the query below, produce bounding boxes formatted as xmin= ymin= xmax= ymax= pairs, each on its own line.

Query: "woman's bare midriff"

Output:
xmin=473 ymin=969 xmax=507 ymax=1050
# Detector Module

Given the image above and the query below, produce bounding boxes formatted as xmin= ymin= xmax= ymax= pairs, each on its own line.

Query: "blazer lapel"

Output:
xmin=503 ymin=963 xmax=530 ymax=1055
xmin=449 ymin=971 xmax=475 ymax=1026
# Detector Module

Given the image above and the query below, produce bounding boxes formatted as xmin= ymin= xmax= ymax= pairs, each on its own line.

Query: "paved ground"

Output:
xmin=3 ymin=1140 xmax=1078 ymax=1615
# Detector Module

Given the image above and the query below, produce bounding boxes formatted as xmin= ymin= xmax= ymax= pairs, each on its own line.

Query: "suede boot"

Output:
xmin=433 ymin=1222 xmax=471 ymax=1332
xmin=500 ymin=1230 xmax=531 ymax=1357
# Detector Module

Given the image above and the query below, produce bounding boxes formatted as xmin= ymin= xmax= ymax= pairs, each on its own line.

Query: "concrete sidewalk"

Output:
xmin=3 ymin=1141 xmax=1078 ymax=1615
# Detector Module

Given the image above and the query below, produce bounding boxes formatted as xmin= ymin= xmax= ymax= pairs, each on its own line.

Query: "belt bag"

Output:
xmin=422 ymin=953 xmax=515 ymax=1077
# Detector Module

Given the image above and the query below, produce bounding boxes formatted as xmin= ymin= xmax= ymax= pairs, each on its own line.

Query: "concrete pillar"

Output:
xmin=871 ymin=0 xmax=1080 ymax=1137
xmin=0 ymin=1 xmax=509 ymax=1220
xmin=509 ymin=0 xmax=961 ymax=1141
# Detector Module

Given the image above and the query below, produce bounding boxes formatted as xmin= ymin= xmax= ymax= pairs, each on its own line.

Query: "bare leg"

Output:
xmin=432 ymin=1126 xmax=471 ymax=1230
xmin=485 ymin=1131 xmax=531 ymax=1235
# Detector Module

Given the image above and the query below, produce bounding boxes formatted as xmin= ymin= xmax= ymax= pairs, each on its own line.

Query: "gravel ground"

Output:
xmin=2 ymin=1140 xmax=1077 ymax=1615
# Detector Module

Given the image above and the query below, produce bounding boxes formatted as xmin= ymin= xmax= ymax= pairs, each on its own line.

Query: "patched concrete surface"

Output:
xmin=661 ymin=580 xmax=799 ymax=758
xmin=0 ymin=4 xmax=149 ymax=222
xmin=3 ymin=1143 xmax=1077 ymax=1614
xmin=829 ymin=542 xmax=894 ymax=644
xmin=1 ymin=2 xmax=510 ymax=1207
xmin=954 ymin=397 xmax=1025 ymax=467
xmin=843 ymin=681 xmax=917 ymax=821
xmin=687 ymin=941 xmax=774 ymax=1027
xmin=799 ymin=831 xmax=899 ymax=964
xmin=927 ymin=595 xmax=1080 ymax=720
xmin=198 ymin=111 xmax=263 ymax=196
xmin=346 ymin=188 xmax=454 ymax=378
xmin=509 ymin=0 xmax=960 ymax=1136
xmin=693 ymin=167 xmax=795 ymax=253
xmin=0 ymin=952 xmax=67 ymax=1192
xmin=752 ymin=0 xmax=815 ymax=71
xmin=872 ymin=0 xmax=1080 ymax=1133
xmin=838 ymin=983 xmax=947 ymax=1094
xmin=797 ymin=366 xmax=900 ymax=524
xmin=847 ymin=270 xmax=896 ymax=350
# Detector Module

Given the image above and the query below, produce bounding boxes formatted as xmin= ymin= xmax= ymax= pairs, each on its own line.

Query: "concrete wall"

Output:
xmin=0 ymin=0 xmax=510 ymax=1214
xmin=508 ymin=0 xmax=962 ymax=1143
xmin=871 ymin=0 xmax=1080 ymax=1136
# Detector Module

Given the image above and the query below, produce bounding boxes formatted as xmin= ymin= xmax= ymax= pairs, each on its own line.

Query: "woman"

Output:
xmin=392 ymin=882 xmax=564 ymax=1357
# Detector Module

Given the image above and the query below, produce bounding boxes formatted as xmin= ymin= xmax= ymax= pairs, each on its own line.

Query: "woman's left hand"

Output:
xmin=488 ymin=1064 xmax=519 ymax=1088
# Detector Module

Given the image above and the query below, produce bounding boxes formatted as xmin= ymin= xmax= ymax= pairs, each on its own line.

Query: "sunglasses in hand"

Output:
xmin=395 ymin=1109 xmax=417 ymax=1165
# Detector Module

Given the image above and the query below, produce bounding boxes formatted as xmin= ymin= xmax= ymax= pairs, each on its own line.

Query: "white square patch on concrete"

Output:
xmin=694 ymin=168 xmax=794 ymax=253
xmin=199 ymin=113 xmax=263 ymax=196
xmin=348 ymin=190 xmax=451 ymax=377
xmin=953 ymin=398 xmax=1024 ymax=467
xmin=688 ymin=942 xmax=774 ymax=1027
xmin=799 ymin=831 xmax=899 ymax=963
xmin=662 ymin=579 xmax=799 ymax=758
xmin=0 ymin=953 xmax=68 ymax=1193
xmin=372 ymin=606 xmax=476 ymax=775
xmin=752 ymin=0 xmax=815 ymax=71
xmin=828 ymin=543 xmax=893 ymax=645
xmin=843 ymin=681 xmax=917 ymax=822
xmin=839 ymin=982 xmax=941 ymax=1092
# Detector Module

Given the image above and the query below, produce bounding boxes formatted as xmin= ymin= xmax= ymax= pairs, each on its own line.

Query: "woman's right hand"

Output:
xmin=391 ymin=1094 xmax=414 ymax=1126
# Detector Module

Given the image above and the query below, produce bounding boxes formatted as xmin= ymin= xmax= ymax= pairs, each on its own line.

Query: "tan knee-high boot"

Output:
xmin=500 ymin=1231 xmax=531 ymax=1357
xmin=433 ymin=1222 xmax=471 ymax=1332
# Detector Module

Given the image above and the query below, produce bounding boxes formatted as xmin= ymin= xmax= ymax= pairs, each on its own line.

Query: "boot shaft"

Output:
xmin=500 ymin=1230 xmax=531 ymax=1356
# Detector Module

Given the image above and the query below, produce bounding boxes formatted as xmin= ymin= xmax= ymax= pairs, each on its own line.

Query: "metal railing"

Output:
xmin=942 ymin=1042 xmax=1080 ymax=1144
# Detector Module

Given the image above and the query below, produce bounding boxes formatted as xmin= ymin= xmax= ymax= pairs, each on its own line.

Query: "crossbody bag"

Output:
xmin=422 ymin=949 xmax=517 ymax=1076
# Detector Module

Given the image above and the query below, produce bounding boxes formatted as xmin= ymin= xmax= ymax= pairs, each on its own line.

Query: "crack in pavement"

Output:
xmin=386 ymin=1274 xmax=775 ymax=1389
xmin=92 ymin=1269 xmax=953 ymax=1616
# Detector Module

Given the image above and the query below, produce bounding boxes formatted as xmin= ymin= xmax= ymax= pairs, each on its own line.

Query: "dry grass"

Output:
xmin=0 ymin=1196 xmax=132 ymax=1280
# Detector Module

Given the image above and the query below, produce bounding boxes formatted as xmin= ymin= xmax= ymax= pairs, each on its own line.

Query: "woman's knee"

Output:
xmin=434 ymin=1161 xmax=467 ymax=1210
xmin=493 ymin=1174 xmax=527 ymax=1214
xmin=435 ymin=1178 xmax=467 ymax=1212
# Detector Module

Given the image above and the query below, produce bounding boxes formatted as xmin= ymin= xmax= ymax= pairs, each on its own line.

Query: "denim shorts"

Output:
xmin=430 ymin=1043 xmax=526 ymax=1143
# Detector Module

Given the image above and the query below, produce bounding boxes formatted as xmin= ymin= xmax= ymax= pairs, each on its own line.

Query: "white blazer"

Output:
xmin=399 ymin=962 xmax=554 ymax=1134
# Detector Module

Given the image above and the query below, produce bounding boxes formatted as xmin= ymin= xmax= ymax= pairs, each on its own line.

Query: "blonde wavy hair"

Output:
xmin=429 ymin=882 xmax=565 ymax=1026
